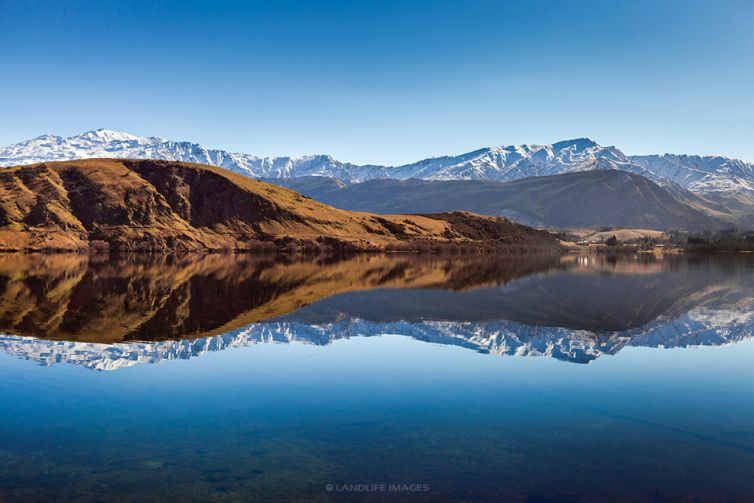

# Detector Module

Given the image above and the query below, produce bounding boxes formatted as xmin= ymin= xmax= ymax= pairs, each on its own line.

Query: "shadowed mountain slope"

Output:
xmin=267 ymin=170 xmax=731 ymax=230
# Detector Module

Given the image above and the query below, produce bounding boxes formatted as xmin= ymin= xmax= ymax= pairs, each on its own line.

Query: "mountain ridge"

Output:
xmin=2 ymin=130 xmax=753 ymax=201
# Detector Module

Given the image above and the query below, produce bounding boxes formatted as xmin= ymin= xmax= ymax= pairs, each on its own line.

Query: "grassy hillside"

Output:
xmin=0 ymin=159 xmax=560 ymax=252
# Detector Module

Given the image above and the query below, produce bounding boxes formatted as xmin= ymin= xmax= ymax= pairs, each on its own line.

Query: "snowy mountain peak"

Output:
xmin=74 ymin=129 xmax=143 ymax=143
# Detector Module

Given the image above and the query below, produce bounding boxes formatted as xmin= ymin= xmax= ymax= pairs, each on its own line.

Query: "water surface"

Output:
xmin=1 ymin=253 xmax=754 ymax=502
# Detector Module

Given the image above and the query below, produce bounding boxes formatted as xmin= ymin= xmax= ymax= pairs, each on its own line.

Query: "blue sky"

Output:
xmin=1 ymin=0 xmax=753 ymax=164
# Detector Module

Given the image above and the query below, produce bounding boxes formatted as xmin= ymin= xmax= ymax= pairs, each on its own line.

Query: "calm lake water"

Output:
xmin=1 ymin=253 xmax=754 ymax=502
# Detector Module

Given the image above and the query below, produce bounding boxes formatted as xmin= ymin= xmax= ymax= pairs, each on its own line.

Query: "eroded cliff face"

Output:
xmin=0 ymin=159 xmax=561 ymax=252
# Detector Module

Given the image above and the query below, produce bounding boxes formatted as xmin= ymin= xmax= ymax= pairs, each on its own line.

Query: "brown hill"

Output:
xmin=0 ymin=159 xmax=560 ymax=252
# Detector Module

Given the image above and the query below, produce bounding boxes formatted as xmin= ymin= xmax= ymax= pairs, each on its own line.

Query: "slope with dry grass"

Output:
xmin=0 ymin=159 xmax=560 ymax=252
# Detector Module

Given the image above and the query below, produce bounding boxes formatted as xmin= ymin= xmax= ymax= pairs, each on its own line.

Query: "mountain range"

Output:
xmin=2 ymin=130 xmax=753 ymax=196
xmin=2 ymin=129 xmax=753 ymax=230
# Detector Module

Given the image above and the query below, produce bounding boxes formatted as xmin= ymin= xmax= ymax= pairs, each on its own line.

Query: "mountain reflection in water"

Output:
xmin=1 ymin=252 xmax=753 ymax=369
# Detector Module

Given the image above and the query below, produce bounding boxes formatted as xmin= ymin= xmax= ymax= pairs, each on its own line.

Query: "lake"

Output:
xmin=1 ymin=252 xmax=754 ymax=502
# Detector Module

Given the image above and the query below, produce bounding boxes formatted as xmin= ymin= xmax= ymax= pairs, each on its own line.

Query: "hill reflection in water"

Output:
xmin=1 ymin=252 xmax=753 ymax=369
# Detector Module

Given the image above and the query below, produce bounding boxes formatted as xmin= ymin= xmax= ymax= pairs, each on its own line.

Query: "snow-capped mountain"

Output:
xmin=630 ymin=154 xmax=754 ymax=197
xmin=0 ymin=129 xmax=371 ymax=180
xmin=0 ymin=131 xmax=638 ymax=182
xmin=381 ymin=138 xmax=639 ymax=181
xmin=2 ymin=129 xmax=753 ymax=198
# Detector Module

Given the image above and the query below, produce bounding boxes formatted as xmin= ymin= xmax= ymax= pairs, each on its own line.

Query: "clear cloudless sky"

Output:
xmin=1 ymin=0 xmax=753 ymax=164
